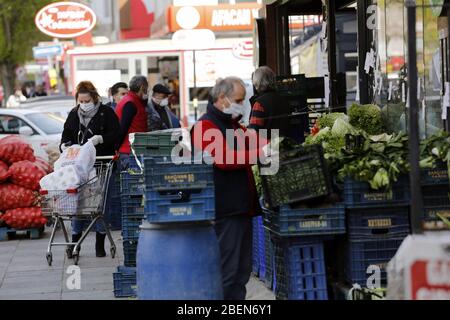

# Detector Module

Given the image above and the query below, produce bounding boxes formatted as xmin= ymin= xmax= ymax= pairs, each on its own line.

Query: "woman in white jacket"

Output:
xmin=6 ymin=89 xmax=27 ymax=108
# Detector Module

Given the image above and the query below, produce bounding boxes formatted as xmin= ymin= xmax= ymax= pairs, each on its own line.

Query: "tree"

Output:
xmin=0 ymin=0 xmax=55 ymax=98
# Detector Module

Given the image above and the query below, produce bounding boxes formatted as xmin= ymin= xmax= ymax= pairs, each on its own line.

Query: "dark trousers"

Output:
xmin=214 ymin=214 xmax=253 ymax=300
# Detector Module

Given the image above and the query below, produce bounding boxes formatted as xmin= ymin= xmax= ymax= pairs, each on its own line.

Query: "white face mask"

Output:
xmin=79 ymin=102 xmax=95 ymax=112
xmin=160 ymin=98 xmax=169 ymax=107
xmin=224 ymin=97 xmax=245 ymax=119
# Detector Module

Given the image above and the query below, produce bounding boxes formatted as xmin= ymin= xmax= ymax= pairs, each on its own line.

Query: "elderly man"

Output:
xmin=249 ymin=66 xmax=293 ymax=139
xmin=147 ymin=83 xmax=180 ymax=131
xmin=116 ymin=76 xmax=149 ymax=170
xmin=191 ymin=76 xmax=262 ymax=300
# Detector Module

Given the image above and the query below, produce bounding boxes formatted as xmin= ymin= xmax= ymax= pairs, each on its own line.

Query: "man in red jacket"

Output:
xmin=116 ymin=75 xmax=149 ymax=170
xmin=191 ymin=77 xmax=264 ymax=300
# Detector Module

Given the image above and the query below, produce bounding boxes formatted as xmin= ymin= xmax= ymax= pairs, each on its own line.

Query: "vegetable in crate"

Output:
xmin=0 ymin=184 xmax=37 ymax=211
xmin=317 ymin=113 xmax=348 ymax=129
xmin=0 ymin=136 xmax=35 ymax=165
xmin=8 ymin=161 xmax=47 ymax=191
xmin=337 ymin=132 xmax=410 ymax=190
xmin=1 ymin=207 xmax=46 ymax=230
xmin=348 ymin=103 xmax=384 ymax=135
xmin=0 ymin=160 xmax=9 ymax=182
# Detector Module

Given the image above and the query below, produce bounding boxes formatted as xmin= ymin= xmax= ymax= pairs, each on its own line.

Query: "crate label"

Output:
xmin=363 ymin=191 xmax=393 ymax=201
xmin=367 ymin=218 xmax=392 ymax=228
xmin=169 ymin=206 xmax=193 ymax=216
xmin=299 ymin=220 xmax=328 ymax=229
xmin=164 ymin=173 xmax=195 ymax=184
xmin=426 ymin=209 xmax=450 ymax=219
xmin=427 ymin=169 xmax=447 ymax=180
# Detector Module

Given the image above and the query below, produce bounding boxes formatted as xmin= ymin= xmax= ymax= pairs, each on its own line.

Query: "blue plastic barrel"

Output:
xmin=137 ymin=221 xmax=223 ymax=300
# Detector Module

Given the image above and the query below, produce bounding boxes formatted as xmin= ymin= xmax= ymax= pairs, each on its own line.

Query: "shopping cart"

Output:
xmin=41 ymin=156 xmax=118 ymax=266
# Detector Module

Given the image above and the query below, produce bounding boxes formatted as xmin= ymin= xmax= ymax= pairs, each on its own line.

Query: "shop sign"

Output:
xmin=409 ymin=260 xmax=450 ymax=300
xmin=232 ymin=40 xmax=253 ymax=60
xmin=35 ymin=1 xmax=97 ymax=38
xmin=169 ymin=3 xmax=261 ymax=32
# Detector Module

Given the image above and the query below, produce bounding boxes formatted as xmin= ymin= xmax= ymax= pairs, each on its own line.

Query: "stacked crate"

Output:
xmin=420 ymin=162 xmax=450 ymax=231
xmin=259 ymin=144 xmax=344 ymax=300
xmin=343 ymin=177 xmax=411 ymax=288
xmin=113 ymin=157 xmax=143 ymax=298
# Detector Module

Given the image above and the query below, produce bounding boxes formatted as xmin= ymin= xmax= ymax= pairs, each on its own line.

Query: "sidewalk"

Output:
xmin=0 ymin=227 xmax=274 ymax=300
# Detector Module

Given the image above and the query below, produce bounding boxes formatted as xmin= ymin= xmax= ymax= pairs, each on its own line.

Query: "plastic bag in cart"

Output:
xmin=54 ymin=141 xmax=96 ymax=183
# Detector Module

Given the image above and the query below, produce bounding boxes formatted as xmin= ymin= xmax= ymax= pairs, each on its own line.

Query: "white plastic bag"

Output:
xmin=54 ymin=141 xmax=96 ymax=183
xmin=40 ymin=165 xmax=82 ymax=190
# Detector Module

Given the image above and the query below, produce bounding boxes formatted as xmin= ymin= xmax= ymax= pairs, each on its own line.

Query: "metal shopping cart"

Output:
xmin=41 ymin=156 xmax=118 ymax=266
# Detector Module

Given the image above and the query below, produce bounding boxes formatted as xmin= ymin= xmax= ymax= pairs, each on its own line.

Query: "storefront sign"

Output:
xmin=168 ymin=3 xmax=261 ymax=32
xmin=33 ymin=44 xmax=64 ymax=59
xmin=35 ymin=2 xmax=97 ymax=38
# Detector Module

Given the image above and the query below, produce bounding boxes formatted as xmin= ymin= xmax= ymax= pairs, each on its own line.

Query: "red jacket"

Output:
xmin=116 ymin=92 xmax=148 ymax=154
xmin=191 ymin=103 xmax=268 ymax=217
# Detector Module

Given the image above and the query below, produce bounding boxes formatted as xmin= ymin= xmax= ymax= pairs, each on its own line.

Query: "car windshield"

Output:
xmin=25 ymin=113 xmax=65 ymax=135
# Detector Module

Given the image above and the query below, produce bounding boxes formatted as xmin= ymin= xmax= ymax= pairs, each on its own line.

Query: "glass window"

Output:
xmin=77 ymin=59 xmax=129 ymax=75
xmin=0 ymin=115 xmax=29 ymax=134
xmin=25 ymin=113 xmax=65 ymax=135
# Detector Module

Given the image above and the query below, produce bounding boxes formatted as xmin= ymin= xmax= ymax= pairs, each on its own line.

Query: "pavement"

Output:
xmin=0 ymin=227 xmax=274 ymax=300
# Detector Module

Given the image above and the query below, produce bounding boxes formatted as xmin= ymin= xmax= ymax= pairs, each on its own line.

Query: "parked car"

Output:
xmin=20 ymin=95 xmax=75 ymax=120
xmin=0 ymin=108 xmax=65 ymax=161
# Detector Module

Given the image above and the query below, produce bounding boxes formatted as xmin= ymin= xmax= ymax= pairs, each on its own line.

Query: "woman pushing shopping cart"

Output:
xmin=40 ymin=81 xmax=121 ymax=265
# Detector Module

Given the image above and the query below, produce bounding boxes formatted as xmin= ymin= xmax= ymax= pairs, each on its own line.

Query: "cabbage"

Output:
xmin=318 ymin=113 xmax=348 ymax=129
xmin=331 ymin=118 xmax=356 ymax=137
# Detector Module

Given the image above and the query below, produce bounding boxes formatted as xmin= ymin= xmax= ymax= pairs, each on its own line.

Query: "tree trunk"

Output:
xmin=0 ymin=63 xmax=15 ymax=102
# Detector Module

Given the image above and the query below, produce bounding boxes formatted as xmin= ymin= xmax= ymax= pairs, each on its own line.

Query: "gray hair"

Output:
xmin=252 ymin=66 xmax=276 ymax=93
xmin=211 ymin=76 xmax=246 ymax=102
xmin=129 ymin=75 xmax=148 ymax=93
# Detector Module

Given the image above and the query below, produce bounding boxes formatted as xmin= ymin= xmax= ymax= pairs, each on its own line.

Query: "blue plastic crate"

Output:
xmin=122 ymin=215 xmax=143 ymax=242
xmin=123 ymin=241 xmax=138 ymax=267
xmin=263 ymin=203 xmax=346 ymax=237
xmin=120 ymin=171 xmax=145 ymax=196
xmin=344 ymin=176 xmax=410 ymax=208
xmin=273 ymin=237 xmax=328 ymax=300
xmin=252 ymin=217 xmax=260 ymax=276
xmin=121 ymin=196 xmax=144 ymax=218
xmin=345 ymin=237 xmax=405 ymax=287
xmin=347 ymin=206 xmax=410 ymax=239
xmin=421 ymin=162 xmax=449 ymax=186
xmin=113 ymin=266 xmax=137 ymax=298
xmin=144 ymin=157 xmax=214 ymax=191
xmin=258 ymin=218 xmax=266 ymax=281
xmin=144 ymin=187 xmax=215 ymax=223
xmin=264 ymin=228 xmax=275 ymax=290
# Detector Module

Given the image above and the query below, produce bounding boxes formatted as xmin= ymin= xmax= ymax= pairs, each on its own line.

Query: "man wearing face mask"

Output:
xmin=115 ymin=76 xmax=149 ymax=170
xmin=191 ymin=77 xmax=263 ymax=300
xmin=147 ymin=83 xmax=181 ymax=131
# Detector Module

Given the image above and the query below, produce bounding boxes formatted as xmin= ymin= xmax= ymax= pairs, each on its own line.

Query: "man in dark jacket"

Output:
xmin=147 ymin=83 xmax=181 ymax=131
xmin=191 ymin=77 xmax=262 ymax=300
xmin=249 ymin=66 xmax=294 ymax=139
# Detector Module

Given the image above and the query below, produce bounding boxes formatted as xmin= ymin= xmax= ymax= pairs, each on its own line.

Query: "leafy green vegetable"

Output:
xmin=348 ymin=103 xmax=384 ymax=135
xmin=318 ymin=113 xmax=347 ymax=129
xmin=331 ymin=118 xmax=357 ymax=137
xmin=337 ymin=132 xmax=410 ymax=190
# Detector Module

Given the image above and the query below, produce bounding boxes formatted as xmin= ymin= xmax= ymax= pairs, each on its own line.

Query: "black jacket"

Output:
xmin=249 ymin=90 xmax=292 ymax=138
xmin=61 ymin=104 xmax=121 ymax=156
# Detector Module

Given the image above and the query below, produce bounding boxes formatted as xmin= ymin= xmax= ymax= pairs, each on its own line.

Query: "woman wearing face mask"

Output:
xmin=60 ymin=81 xmax=121 ymax=258
xmin=146 ymin=83 xmax=181 ymax=131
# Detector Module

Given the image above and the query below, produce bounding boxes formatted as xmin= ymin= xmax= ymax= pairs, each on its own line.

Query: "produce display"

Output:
xmin=0 ymin=160 xmax=9 ymax=182
xmin=9 ymin=161 xmax=47 ymax=191
xmin=305 ymin=111 xmax=409 ymax=190
xmin=348 ymin=103 xmax=384 ymax=135
xmin=0 ymin=136 xmax=35 ymax=165
xmin=1 ymin=207 xmax=46 ymax=230
xmin=0 ymin=136 xmax=53 ymax=230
